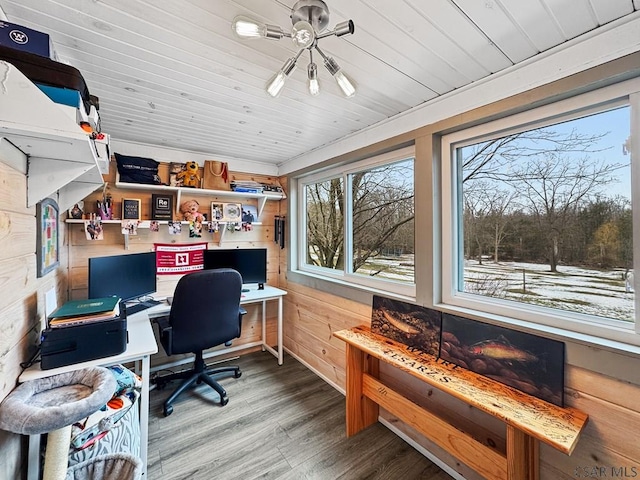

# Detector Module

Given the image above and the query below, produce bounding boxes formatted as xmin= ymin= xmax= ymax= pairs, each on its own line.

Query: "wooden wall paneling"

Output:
xmin=0 ymin=212 xmax=36 ymax=260
xmin=380 ymin=365 xmax=507 ymax=452
xmin=565 ymin=364 xmax=640 ymax=411
xmin=0 ymin=256 xmax=37 ymax=312
xmin=536 ymin=382 xmax=640 ymax=476
xmin=0 ymin=161 xmax=34 ymax=215
xmin=0 ymin=298 xmax=38 ymax=401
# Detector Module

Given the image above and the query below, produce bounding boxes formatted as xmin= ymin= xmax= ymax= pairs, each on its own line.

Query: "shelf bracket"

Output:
xmin=257 ymin=196 xmax=267 ymax=219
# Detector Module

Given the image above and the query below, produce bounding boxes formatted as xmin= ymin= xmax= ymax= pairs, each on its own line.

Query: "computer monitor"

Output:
xmin=88 ymin=252 xmax=157 ymax=307
xmin=203 ymin=248 xmax=267 ymax=289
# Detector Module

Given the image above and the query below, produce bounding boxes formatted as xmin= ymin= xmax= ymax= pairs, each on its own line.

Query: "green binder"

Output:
xmin=48 ymin=296 xmax=121 ymax=320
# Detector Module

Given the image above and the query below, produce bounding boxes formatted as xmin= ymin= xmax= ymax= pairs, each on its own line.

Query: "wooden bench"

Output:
xmin=334 ymin=325 xmax=588 ymax=480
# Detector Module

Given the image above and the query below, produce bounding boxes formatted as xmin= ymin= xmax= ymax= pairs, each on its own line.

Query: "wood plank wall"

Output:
xmin=282 ymin=277 xmax=640 ymax=479
xmin=70 ymin=160 xmax=284 ymax=369
xmin=0 ymin=159 xmax=69 ymax=480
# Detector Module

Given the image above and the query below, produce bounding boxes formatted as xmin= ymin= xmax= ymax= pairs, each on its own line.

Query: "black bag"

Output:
xmin=115 ymin=153 xmax=162 ymax=185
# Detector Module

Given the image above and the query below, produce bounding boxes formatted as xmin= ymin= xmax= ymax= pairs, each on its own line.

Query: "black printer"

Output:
xmin=40 ymin=308 xmax=127 ymax=370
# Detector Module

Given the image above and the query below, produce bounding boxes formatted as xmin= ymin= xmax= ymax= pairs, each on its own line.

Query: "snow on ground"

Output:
xmin=358 ymin=256 xmax=634 ymax=322
xmin=465 ymin=260 xmax=633 ymax=321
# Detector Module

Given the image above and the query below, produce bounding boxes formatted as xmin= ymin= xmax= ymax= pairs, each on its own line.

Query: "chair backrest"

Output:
xmin=168 ymin=268 xmax=243 ymax=354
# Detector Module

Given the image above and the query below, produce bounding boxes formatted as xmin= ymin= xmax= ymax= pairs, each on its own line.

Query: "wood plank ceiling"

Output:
xmin=1 ymin=0 xmax=638 ymax=168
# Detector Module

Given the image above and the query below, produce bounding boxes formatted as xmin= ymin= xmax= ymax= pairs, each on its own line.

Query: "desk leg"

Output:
xmin=277 ymin=296 xmax=283 ymax=365
xmin=506 ymin=425 xmax=538 ymax=480
xmin=345 ymin=344 xmax=379 ymax=437
xmin=261 ymin=300 xmax=266 ymax=352
xmin=140 ymin=354 xmax=150 ymax=477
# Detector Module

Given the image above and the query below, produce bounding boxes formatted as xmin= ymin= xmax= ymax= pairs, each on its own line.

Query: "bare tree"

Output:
xmin=510 ymin=155 xmax=625 ymax=272
xmin=462 ymin=126 xmax=624 ymax=272
xmin=305 ymin=160 xmax=414 ymax=274
xmin=464 ymin=181 xmax=515 ymax=263
xmin=306 ymin=179 xmax=344 ymax=269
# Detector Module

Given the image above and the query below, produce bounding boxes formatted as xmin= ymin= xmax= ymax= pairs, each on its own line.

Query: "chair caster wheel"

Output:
xmin=163 ymin=405 xmax=173 ymax=416
xmin=220 ymin=396 xmax=229 ymax=406
xmin=234 ymin=370 xmax=242 ymax=379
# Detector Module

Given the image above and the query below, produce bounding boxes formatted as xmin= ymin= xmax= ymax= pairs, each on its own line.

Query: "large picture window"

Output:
xmin=441 ymin=81 xmax=639 ymax=344
xmin=298 ymin=147 xmax=415 ymax=296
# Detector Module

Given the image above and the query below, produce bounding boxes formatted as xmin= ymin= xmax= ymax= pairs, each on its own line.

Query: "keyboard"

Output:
xmin=125 ymin=299 xmax=161 ymax=316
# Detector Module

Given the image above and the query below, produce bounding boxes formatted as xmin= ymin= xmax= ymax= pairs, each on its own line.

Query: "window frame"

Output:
xmin=295 ymin=146 xmax=416 ymax=298
xmin=439 ymin=78 xmax=640 ymax=347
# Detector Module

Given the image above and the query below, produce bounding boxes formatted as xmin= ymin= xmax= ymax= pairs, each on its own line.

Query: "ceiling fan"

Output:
xmin=232 ymin=0 xmax=356 ymax=98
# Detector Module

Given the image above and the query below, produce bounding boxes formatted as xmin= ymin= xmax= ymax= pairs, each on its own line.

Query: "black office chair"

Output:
xmin=153 ymin=268 xmax=247 ymax=416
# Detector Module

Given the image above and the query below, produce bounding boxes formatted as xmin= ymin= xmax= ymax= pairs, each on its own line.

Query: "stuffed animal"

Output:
xmin=180 ymin=199 xmax=204 ymax=223
xmin=176 ymin=161 xmax=201 ymax=187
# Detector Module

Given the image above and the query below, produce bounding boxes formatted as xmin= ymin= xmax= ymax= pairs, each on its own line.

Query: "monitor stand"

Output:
xmin=258 ymin=283 xmax=264 ymax=290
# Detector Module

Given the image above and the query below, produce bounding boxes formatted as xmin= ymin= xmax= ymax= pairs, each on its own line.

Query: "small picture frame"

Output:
xmin=211 ymin=203 xmax=223 ymax=221
xmin=122 ymin=198 xmax=141 ymax=220
xmin=242 ymin=204 xmax=258 ymax=224
xmin=36 ymin=198 xmax=60 ymax=278
xmin=221 ymin=202 xmax=242 ymax=222
xmin=151 ymin=194 xmax=173 ymax=220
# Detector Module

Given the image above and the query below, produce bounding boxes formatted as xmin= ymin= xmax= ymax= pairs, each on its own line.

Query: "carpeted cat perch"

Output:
xmin=0 ymin=367 xmax=117 ymax=480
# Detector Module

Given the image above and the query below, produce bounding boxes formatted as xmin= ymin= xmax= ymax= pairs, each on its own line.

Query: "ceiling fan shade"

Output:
xmin=233 ymin=0 xmax=355 ymax=98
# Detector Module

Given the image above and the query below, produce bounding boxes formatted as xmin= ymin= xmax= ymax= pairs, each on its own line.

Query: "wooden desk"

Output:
xmin=334 ymin=326 xmax=589 ymax=480
xmin=147 ymin=285 xmax=288 ymax=366
xmin=20 ymin=310 xmax=158 ymax=479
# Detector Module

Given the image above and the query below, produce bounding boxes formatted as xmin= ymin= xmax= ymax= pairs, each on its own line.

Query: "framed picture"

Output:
xmin=211 ymin=203 xmax=223 ymax=221
xmin=122 ymin=198 xmax=141 ymax=220
xmin=36 ymin=197 xmax=59 ymax=277
xmin=221 ymin=202 xmax=242 ymax=222
xmin=241 ymin=204 xmax=258 ymax=224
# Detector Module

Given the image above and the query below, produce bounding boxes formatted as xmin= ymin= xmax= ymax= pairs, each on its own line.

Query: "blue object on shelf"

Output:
xmin=35 ymin=83 xmax=82 ymax=108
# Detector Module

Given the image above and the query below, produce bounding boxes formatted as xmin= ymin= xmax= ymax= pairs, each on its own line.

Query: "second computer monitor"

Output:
xmin=202 ymin=248 xmax=267 ymax=289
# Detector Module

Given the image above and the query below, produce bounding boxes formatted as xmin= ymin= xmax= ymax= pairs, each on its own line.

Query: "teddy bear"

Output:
xmin=176 ymin=161 xmax=201 ymax=188
xmin=180 ymin=199 xmax=204 ymax=223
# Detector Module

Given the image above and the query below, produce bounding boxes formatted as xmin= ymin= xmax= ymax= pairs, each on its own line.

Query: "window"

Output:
xmin=298 ymin=147 xmax=415 ymax=296
xmin=441 ymin=80 xmax=639 ymax=344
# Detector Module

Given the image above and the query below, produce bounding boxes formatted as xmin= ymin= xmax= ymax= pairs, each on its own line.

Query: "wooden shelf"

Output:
xmin=115 ymin=178 xmax=284 ymax=218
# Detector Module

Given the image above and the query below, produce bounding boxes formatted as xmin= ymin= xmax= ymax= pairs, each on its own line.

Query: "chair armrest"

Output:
xmin=239 ymin=307 xmax=247 ymax=316
xmin=153 ymin=315 xmax=173 ymax=355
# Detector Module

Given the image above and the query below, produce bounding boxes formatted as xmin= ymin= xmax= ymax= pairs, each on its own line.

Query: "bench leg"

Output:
xmin=507 ymin=425 xmax=539 ymax=480
xmin=345 ymin=343 xmax=379 ymax=436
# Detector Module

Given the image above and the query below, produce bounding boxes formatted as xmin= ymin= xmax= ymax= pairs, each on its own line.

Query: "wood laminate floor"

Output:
xmin=147 ymin=351 xmax=450 ymax=480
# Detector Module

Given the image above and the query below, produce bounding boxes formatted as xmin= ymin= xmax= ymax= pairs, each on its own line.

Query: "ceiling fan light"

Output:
xmin=291 ymin=21 xmax=316 ymax=48
xmin=334 ymin=20 xmax=354 ymax=37
xmin=266 ymin=71 xmax=287 ymax=97
xmin=266 ymin=57 xmax=298 ymax=97
xmin=334 ymin=69 xmax=356 ymax=97
xmin=232 ymin=16 xmax=264 ymax=38
xmin=308 ymin=62 xmax=320 ymax=96
xmin=232 ymin=15 xmax=284 ymax=40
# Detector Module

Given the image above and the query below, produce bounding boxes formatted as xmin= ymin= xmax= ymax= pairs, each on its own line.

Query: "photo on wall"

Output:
xmin=371 ymin=295 xmax=441 ymax=357
xmin=440 ymin=313 xmax=565 ymax=406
